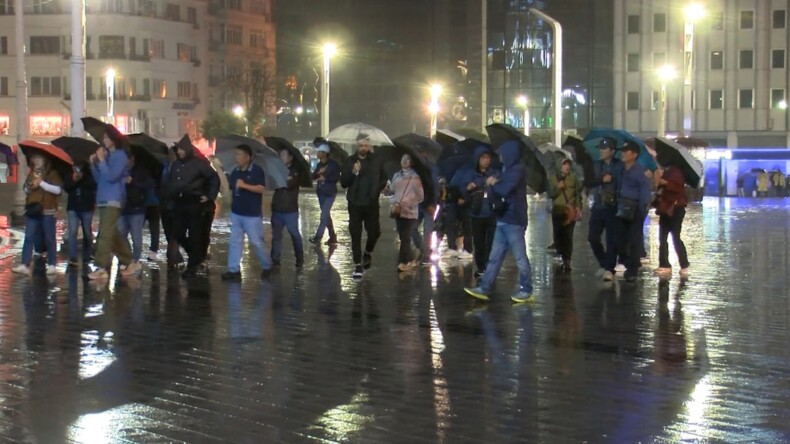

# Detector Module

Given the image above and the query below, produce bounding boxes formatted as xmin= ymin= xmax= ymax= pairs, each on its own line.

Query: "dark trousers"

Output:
xmin=658 ymin=207 xmax=690 ymax=269
xmin=446 ymin=204 xmax=473 ymax=252
xmin=613 ymin=212 xmax=645 ymax=277
xmin=161 ymin=207 xmax=183 ymax=264
xmin=470 ymin=216 xmax=496 ymax=272
xmin=588 ymin=207 xmax=617 ymax=270
xmin=348 ymin=204 xmax=381 ymax=265
xmin=145 ymin=205 xmax=161 ymax=252
xmin=173 ymin=202 xmax=212 ymax=269
xmin=552 ymin=212 xmax=576 ymax=262
xmin=395 ymin=217 xmax=418 ymax=264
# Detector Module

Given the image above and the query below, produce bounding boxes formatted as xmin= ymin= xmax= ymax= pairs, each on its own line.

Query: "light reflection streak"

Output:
xmin=676 ymin=375 xmax=712 ymax=441
xmin=78 ymin=330 xmax=116 ymax=380
xmin=429 ymin=300 xmax=450 ymax=443
xmin=310 ymin=381 xmax=373 ymax=440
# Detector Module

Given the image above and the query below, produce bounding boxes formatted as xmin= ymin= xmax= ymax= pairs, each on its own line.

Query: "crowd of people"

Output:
xmin=10 ymin=126 xmax=692 ymax=305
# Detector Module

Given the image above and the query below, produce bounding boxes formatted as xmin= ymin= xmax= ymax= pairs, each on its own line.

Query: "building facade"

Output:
xmin=614 ymin=0 xmax=790 ymax=148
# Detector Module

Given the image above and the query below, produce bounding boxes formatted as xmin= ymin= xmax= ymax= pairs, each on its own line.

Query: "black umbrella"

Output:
xmin=485 ymin=123 xmax=549 ymax=193
xmin=51 ymin=136 xmax=100 ymax=165
xmin=434 ymin=129 xmax=466 ymax=149
xmin=436 ymin=138 xmax=494 ymax=182
xmin=391 ymin=133 xmax=444 ymax=164
xmin=453 ymin=128 xmax=490 ymax=144
xmin=264 ymin=136 xmax=313 ymax=188
xmin=215 ymin=134 xmax=288 ymax=190
xmin=381 ymin=136 xmax=436 ymax=205
xmin=563 ymin=135 xmax=595 ymax=186
xmin=80 ymin=117 xmax=109 ymax=144
xmin=326 ymin=141 xmax=349 ymax=165
xmin=127 ymin=133 xmax=169 ymax=181
xmin=0 ymin=142 xmax=18 ymax=165
xmin=654 ymin=138 xmax=703 ymax=188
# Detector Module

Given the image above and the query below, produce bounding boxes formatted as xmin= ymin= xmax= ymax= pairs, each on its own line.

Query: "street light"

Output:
xmin=428 ymin=83 xmax=443 ymax=137
xmin=233 ymin=105 xmax=248 ymax=134
xmin=683 ymin=3 xmax=704 ymax=136
xmin=320 ymin=42 xmax=336 ymax=137
xmin=105 ymin=68 xmax=115 ymax=122
xmin=516 ymin=95 xmax=529 ymax=135
xmin=657 ymin=64 xmax=677 ymax=137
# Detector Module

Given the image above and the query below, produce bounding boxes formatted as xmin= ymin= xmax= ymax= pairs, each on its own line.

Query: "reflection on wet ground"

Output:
xmin=0 ymin=196 xmax=789 ymax=443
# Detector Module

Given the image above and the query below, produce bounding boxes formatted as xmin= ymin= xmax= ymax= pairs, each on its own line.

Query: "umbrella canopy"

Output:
xmin=435 ymin=129 xmax=466 ymax=149
xmin=674 ymin=136 xmax=709 ymax=148
xmin=453 ymin=128 xmax=490 ymax=144
xmin=214 ymin=134 xmax=288 ymax=190
xmin=539 ymin=142 xmax=580 ymax=178
xmin=382 ymin=135 xmax=437 ymax=205
xmin=437 ymin=138 xmax=494 ymax=182
xmin=51 ymin=137 xmax=100 ymax=165
xmin=81 ymin=117 xmax=110 ymax=144
xmin=326 ymin=141 xmax=349 ymax=165
xmin=18 ymin=140 xmax=74 ymax=180
xmin=127 ymin=133 xmax=169 ymax=181
xmin=485 ymin=123 xmax=549 ymax=193
xmin=263 ymin=136 xmax=313 ymax=188
xmin=654 ymin=137 xmax=703 ymax=188
xmin=563 ymin=135 xmax=595 ymax=185
xmin=0 ymin=142 xmax=18 ymax=165
xmin=392 ymin=133 xmax=444 ymax=164
xmin=327 ymin=123 xmax=393 ymax=150
xmin=583 ymin=128 xmax=657 ymax=171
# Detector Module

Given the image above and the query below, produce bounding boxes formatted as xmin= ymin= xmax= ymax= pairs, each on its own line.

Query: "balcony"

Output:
xmin=98 ymin=52 xmax=127 ymax=60
xmin=209 ymin=40 xmax=225 ymax=51
xmin=192 ymin=59 xmax=202 ymax=67
xmin=129 ymin=53 xmax=151 ymax=62
xmin=62 ymin=52 xmax=96 ymax=60
xmin=208 ymin=76 xmax=221 ymax=87
xmin=131 ymin=95 xmax=152 ymax=102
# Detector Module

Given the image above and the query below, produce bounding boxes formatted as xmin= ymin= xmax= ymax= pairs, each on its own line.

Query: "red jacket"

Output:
xmin=657 ymin=166 xmax=687 ymax=210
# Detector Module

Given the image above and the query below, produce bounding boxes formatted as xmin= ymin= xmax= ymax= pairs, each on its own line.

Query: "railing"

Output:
xmin=98 ymin=52 xmax=127 ymax=60
xmin=129 ymin=53 xmax=151 ymax=62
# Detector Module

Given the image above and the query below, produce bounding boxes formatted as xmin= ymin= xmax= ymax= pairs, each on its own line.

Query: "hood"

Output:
xmin=473 ymin=145 xmax=492 ymax=171
xmin=498 ymin=140 xmax=521 ymax=168
xmin=175 ymin=134 xmax=196 ymax=159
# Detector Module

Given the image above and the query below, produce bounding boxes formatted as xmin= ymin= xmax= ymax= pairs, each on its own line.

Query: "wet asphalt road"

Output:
xmin=0 ymin=190 xmax=789 ymax=443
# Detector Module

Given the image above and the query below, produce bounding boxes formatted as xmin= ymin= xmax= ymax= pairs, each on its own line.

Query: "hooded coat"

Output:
xmin=549 ymin=160 xmax=583 ymax=210
xmin=492 ymin=140 xmax=528 ymax=226
xmin=171 ymin=139 xmax=220 ymax=203
xmin=454 ymin=145 xmax=499 ymax=219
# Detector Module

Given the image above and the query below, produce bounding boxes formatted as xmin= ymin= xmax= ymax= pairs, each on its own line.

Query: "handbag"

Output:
xmin=24 ymin=202 xmax=43 ymax=217
xmin=389 ymin=175 xmax=413 ymax=219
xmin=560 ymin=187 xmax=581 ymax=226
xmin=616 ymin=197 xmax=639 ymax=221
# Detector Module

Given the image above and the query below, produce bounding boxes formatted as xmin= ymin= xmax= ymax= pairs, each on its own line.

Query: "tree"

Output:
xmin=225 ymin=61 xmax=277 ymax=137
xmin=200 ymin=110 xmax=246 ymax=141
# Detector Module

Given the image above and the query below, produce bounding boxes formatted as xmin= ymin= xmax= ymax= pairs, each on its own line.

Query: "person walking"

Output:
xmin=587 ymin=137 xmax=623 ymax=281
xmin=611 ymin=142 xmax=652 ymax=282
xmin=87 ymin=126 xmax=140 ymax=280
xmin=442 ymin=183 xmax=474 ymax=261
xmin=308 ymin=143 xmax=340 ymax=247
xmin=549 ymin=158 xmax=583 ymax=272
xmin=388 ymin=154 xmax=424 ymax=272
xmin=456 ymin=146 xmax=499 ymax=278
xmin=410 ymin=161 xmax=440 ymax=266
xmin=653 ymin=163 xmax=690 ymax=276
xmin=12 ymin=154 xmax=63 ymax=276
xmin=159 ymin=146 xmax=184 ymax=269
xmin=340 ymin=134 xmax=387 ymax=279
xmin=144 ymin=176 xmax=161 ymax=262
xmin=63 ymin=162 xmax=96 ymax=266
xmin=271 ymin=148 xmax=305 ymax=268
xmin=221 ymin=144 xmax=272 ymax=281
xmin=171 ymin=135 xmax=220 ymax=278
xmin=117 ymin=153 xmax=155 ymax=264
xmin=464 ymin=140 xmax=535 ymax=304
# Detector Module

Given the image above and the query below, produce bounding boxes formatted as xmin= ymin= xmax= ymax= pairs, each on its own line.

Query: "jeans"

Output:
xmin=271 ymin=211 xmax=304 ymax=265
xmin=552 ymin=212 xmax=576 ymax=262
xmin=67 ymin=210 xmax=93 ymax=261
xmin=612 ymin=212 xmax=645 ymax=277
xmin=588 ymin=207 xmax=617 ymax=270
xmin=227 ymin=212 xmax=271 ymax=273
xmin=395 ymin=218 xmax=418 ymax=264
xmin=314 ymin=194 xmax=336 ymax=241
xmin=94 ymin=206 xmax=132 ymax=270
xmin=658 ymin=207 xmax=690 ymax=269
xmin=348 ymin=204 xmax=381 ymax=265
xmin=479 ymin=222 xmax=533 ymax=295
xmin=145 ymin=205 xmax=161 ymax=252
xmin=117 ymin=213 xmax=146 ymax=261
xmin=470 ymin=216 xmax=496 ymax=272
xmin=21 ymin=215 xmax=57 ymax=266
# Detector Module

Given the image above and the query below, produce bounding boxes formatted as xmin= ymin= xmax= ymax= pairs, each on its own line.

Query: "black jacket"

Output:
xmin=340 ymin=152 xmax=386 ymax=206
xmin=63 ymin=168 xmax=97 ymax=213
xmin=272 ymin=164 xmax=300 ymax=213
xmin=171 ymin=146 xmax=220 ymax=203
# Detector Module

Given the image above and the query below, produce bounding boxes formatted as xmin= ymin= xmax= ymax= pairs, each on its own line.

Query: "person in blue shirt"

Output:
xmin=308 ymin=143 xmax=340 ymax=247
xmin=221 ymin=144 xmax=272 ymax=281
xmin=587 ymin=137 xmax=623 ymax=281
xmin=613 ymin=141 xmax=652 ymax=281
xmin=464 ymin=140 xmax=534 ymax=304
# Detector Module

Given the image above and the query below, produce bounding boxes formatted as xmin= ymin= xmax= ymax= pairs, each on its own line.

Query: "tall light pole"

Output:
xmin=320 ymin=43 xmax=336 ymax=137
xmin=529 ymin=8 xmax=562 ymax=145
xmin=11 ymin=0 xmax=29 ymax=225
xmin=233 ymin=104 xmax=248 ymax=135
xmin=683 ymin=3 xmax=704 ymax=137
xmin=481 ymin=0 xmax=487 ymax=130
xmin=429 ymin=84 xmax=442 ymax=137
xmin=105 ymin=68 xmax=115 ymax=122
xmin=70 ymin=0 xmax=86 ymax=137
xmin=516 ymin=95 xmax=529 ymax=135
xmin=657 ymin=64 xmax=677 ymax=137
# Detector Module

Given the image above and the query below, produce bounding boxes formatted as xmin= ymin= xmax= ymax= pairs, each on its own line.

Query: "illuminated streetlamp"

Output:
xmin=233 ymin=105 xmax=248 ymax=134
xmin=657 ymin=64 xmax=677 ymax=137
xmin=428 ymin=84 xmax=442 ymax=137
xmin=321 ymin=42 xmax=336 ymax=137
xmin=516 ymin=95 xmax=529 ymax=136
xmin=105 ymin=68 xmax=115 ymax=121
xmin=682 ymin=3 xmax=704 ymax=136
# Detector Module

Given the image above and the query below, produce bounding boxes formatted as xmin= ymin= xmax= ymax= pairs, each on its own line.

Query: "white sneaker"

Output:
xmin=147 ymin=251 xmax=158 ymax=261
xmin=443 ymin=249 xmax=459 ymax=258
xmin=457 ymin=251 xmax=473 ymax=260
xmin=602 ymin=271 xmax=614 ymax=281
xmin=45 ymin=265 xmax=57 ymax=275
xmin=654 ymin=267 xmax=672 ymax=275
xmin=640 ymin=257 xmax=651 ymax=265
xmin=12 ymin=264 xmax=31 ymax=275
xmin=614 ymin=264 xmax=626 ymax=273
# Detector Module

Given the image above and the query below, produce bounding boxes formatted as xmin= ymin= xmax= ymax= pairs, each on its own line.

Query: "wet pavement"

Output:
xmin=1 ymin=187 xmax=790 ymax=443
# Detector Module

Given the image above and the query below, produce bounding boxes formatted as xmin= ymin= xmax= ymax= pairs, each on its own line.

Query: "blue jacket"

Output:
xmin=493 ymin=140 xmax=528 ymax=226
xmin=123 ymin=165 xmax=155 ymax=215
xmin=590 ymin=158 xmax=623 ymax=210
xmin=313 ymin=158 xmax=340 ymax=197
xmin=618 ymin=162 xmax=652 ymax=212
xmin=91 ymin=148 xmax=129 ymax=208
xmin=455 ymin=146 xmax=499 ymax=218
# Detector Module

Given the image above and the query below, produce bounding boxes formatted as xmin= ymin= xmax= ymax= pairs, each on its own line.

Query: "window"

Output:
xmin=30 ymin=36 xmax=60 ymax=55
xmin=177 ymin=43 xmax=190 ymax=62
xmin=738 ymin=89 xmax=753 ymax=109
xmin=652 ymin=52 xmax=665 ymax=68
xmin=187 ymin=7 xmax=197 ymax=24
xmin=30 ymin=76 xmax=61 ymax=96
xmin=772 ymin=49 xmax=785 ymax=69
xmin=100 ymin=0 xmax=123 ymax=13
xmin=225 ymin=0 xmax=241 ymax=10
xmin=86 ymin=76 xmax=93 ymax=98
xmin=627 ymin=53 xmax=640 ymax=72
xmin=32 ymin=0 xmax=58 ymax=13
xmin=166 ymin=3 xmax=180 ymax=20
xmin=1 ymin=36 xmax=6 ymax=54
xmin=142 ymin=78 xmax=150 ymax=97
xmin=651 ymin=90 xmax=660 ymax=110
xmin=29 ymin=115 xmax=67 ymax=137
xmin=626 ymin=92 xmax=639 ymax=110
xmin=99 ymin=35 xmax=125 ymax=58
xmin=739 ymin=50 xmax=753 ymax=69
xmin=771 ymin=89 xmax=786 ymax=109
xmin=153 ymin=79 xmax=166 ymax=98
xmin=149 ymin=39 xmax=165 ymax=59
xmin=223 ymin=24 xmax=242 ymax=45
xmin=249 ymin=30 xmax=264 ymax=48
xmin=710 ymin=51 xmax=723 ymax=70
xmin=0 ymin=1 xmax=15 ymax=15
xmin=709 ymin=90 xmax=723 ymax=109
xmin=177 ymin=81 xmax=192 ymax=99
xmin=627 ymin=15 xmax=640 ymax=34
xmin=150 ymin=117 xmax=166 ymax=137
xmin=250 ymin=0 xmax=266 ymax=15
xmin=774 ymin=10 xmax=787 ymax=29
xmin=740 ymin=10 xmax=754 ymax=29
xmin=0 ymin=76 xmax=8 ymax=96
xmin=653 ymin=13 xmax=666 ymax=32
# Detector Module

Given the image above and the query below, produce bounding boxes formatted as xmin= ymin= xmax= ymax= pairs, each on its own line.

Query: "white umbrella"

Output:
xmin=327 ymin=123 xmax=393 ymax=152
